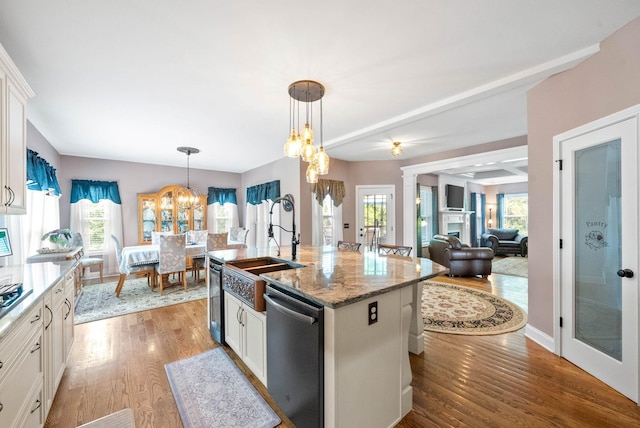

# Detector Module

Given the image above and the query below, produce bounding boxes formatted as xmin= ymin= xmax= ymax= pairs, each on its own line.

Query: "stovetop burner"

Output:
xmin=0 ymin=282 xmax=33 ymax=319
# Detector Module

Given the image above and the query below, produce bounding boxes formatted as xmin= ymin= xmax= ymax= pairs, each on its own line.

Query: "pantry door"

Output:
xmin=558 ymin=114 xmax=638 ymax=402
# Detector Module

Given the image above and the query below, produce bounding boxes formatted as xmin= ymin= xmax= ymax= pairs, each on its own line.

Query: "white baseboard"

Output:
xmin=524 ymin=323 xmax=556 ymax=353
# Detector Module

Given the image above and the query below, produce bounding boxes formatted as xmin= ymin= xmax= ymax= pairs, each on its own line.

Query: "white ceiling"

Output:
xmin=0 ymin=1 xmax=639 ymax=175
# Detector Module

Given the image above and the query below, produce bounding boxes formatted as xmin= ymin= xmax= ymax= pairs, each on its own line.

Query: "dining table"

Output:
xmin=115 ymin=242 xmax=206 ymax=297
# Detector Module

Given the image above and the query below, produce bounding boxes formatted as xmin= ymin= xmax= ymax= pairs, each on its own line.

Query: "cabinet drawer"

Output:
xmin=0 ymin=328 xmax=43 ymax=428
xmin=0 ymin=303 xmax=43 ymax=385
xmin=50 ymin=279 xmax=66 ymax=308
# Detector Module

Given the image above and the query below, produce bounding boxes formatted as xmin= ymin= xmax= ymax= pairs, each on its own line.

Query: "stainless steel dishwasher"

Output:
xmin=208 ymin=258 xmax=225 ymax=344
xmin=264 ymin=284 xmax=323 ymax=428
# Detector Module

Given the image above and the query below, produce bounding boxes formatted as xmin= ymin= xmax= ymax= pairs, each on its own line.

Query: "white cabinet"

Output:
xmin=62 ymin=271 xmax=75 ymax=361
xmin=0 ymin=302 xmax=44 ymax=428
xmin=224 ymin=292 xmax=267 ymax=385
xmin=0 ymin=42 xmax=33 ymax=214
xmin=43 ymin=273 xmax=72 ymax=415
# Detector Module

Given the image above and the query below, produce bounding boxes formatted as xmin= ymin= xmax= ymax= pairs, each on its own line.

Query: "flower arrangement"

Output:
xmin=41 ymin=228 xmax=74 ymax=249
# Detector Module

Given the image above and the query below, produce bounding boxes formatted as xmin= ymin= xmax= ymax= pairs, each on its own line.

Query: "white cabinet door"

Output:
xmin=224 ymin=292 xmax=242 ymax=355
xmin=223 ymin=291 xmax=267 ymax=386
xmin=242 ymin=308 xmax=266 ymax=385
xmin=3 ymin=80 xmax=27 ymax=214
xmin=43 ymin=280 xmax=66 ymax=415
xmin=63 ymin=273 xmax=75 ymax=360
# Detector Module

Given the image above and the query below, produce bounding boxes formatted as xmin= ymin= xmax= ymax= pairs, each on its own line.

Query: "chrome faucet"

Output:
xmin=268 ymin=193 xmax=300 ymax=260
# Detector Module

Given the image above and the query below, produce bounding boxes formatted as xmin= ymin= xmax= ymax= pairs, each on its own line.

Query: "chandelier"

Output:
xmin=176 ymin=146 xmax=202 ymax=210
xmin=283 ymin=80 xmax=329 ymax=183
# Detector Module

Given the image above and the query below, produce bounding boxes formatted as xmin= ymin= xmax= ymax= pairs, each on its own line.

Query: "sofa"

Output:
xmin=481 ymin=228 xmax=528 ymax=257
xmin=428 ymin=234 xmax=494 ymax=277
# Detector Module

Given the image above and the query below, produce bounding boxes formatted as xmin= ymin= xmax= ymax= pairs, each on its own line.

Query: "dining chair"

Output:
xmin=112 ymin=234 xmax=156 ymax=297
xmin=189 ymin=229 xmax=209 ymax=281
xmin=73 ymin=232 xmax=104 ymax=283
xmin=337 ymin=241 xmax=361 ymax=251
xmin=155 ymin=234 xmax=187 ymax=295
xmin=377 ymin=243 xmax=412 ymax=257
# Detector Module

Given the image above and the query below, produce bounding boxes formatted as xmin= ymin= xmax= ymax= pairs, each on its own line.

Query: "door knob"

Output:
xmin=617 ymin=268 xmax=634 ymax=278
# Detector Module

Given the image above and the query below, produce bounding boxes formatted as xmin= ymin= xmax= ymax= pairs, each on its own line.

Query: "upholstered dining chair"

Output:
xmin=73 ymin=232 xmax=104 ymax=283
xmin=337 ymin=241 xmax=362 ymax=251
xmin=377 ymin=243 xmax=413 ymax=257
xmin=111 ymin=234 xmax=156 ymax=297
xmin=155 ymin=234 xmax=187 ymax=295
xmin=188 ymin=229 xmax=209 ymax=281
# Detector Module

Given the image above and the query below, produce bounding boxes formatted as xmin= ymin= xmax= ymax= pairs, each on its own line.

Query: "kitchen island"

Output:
xmin=207 ymin=245 xmax=447 ymax=428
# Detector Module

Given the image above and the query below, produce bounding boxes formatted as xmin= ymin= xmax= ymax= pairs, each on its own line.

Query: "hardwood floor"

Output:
xmin=45 ymin=273 xmax=640 ymax=428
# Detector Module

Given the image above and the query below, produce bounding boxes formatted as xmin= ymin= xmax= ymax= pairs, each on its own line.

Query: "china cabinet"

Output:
xmin=137 ymin=184 xmax=207 ymax=244
xmin=0 ymin=42 xmax=34 ymax=215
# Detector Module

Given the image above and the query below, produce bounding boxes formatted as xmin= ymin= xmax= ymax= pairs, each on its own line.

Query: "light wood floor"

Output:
xmin=45 ymin=273 xmax=640 ymax=428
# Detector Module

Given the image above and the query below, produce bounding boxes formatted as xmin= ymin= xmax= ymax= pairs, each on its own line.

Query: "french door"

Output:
xmin=558 ymin=114 xmax=638 ymax=402
xmin=356 ymin=185 xmax=395 ymax=250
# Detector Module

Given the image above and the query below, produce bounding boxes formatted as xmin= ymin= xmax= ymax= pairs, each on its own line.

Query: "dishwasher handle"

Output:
xmin=264 ymin=293 xmax=318 ymax=325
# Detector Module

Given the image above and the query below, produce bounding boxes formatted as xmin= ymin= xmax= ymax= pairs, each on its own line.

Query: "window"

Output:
xmin=80 ymin=199 xmax=109 ymax=252
xmin=214 ymin=203 xmax=234 ymax=232
xmin=503 ymin=193 xmax=528 ymax=234
xmin=419 ymin=187 xmax=434 ymax=245
xmin=322 ymin=195 xmax=334 ymax=245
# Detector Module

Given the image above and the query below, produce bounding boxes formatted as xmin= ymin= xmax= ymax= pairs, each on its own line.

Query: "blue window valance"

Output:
xmin=207 ymin=187 xmax=237 ymax=205
xmin=26 ymin=149 xmax=61 ymax=196
xmin=246 ymin=180 xmax=280 ymax=205
xmin=70 ymin=179 xmax=122 ymax=204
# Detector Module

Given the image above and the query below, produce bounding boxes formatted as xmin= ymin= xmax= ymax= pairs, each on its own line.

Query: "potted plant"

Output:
xmin=41 ymin=228 xmax=74 ymax=250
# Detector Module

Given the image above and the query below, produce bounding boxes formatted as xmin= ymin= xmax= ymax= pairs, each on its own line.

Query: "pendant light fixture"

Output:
xmin=284 ymin=80 xmax=330 ymax=182
xmin=391 ymin=141 xmax=403 ymax=157
xmin=176 ymin=146 xmax=202 ymax=210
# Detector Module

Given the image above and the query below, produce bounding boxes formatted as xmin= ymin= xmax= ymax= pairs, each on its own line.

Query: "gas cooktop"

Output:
xmin=0 ymin=283 xmax=33 ymax=319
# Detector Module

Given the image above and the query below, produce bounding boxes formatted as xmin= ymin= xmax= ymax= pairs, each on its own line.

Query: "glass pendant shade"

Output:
xmin=315 ymin=146 xmax=330 ymax=175
xmin=300 ymin=139 xmax=316 ymax=162
xmin=284 ymin=129 xmax=302 ymax=157
xmin=302 ymin=123 xmax=314 ymax=144
xmin=306 ymin=161 xmax=319 ymax=183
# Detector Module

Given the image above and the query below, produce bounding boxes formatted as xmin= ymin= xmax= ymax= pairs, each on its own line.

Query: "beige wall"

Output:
xmin=528 ymin=16 xmax=640 ymax=335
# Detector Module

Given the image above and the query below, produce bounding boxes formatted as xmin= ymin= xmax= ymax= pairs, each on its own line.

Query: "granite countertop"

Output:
xmin=207 ymin=245 xmax=448 ymax=308
xmin=0 ymin=260 xmax=77 ymax=340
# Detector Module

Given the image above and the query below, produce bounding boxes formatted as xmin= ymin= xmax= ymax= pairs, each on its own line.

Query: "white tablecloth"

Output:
xmin=119 ymin=243 xmax=205 ymax=275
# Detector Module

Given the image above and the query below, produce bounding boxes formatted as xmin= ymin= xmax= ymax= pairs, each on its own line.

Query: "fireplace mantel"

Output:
xmin=439 ymin=210 xmax=474 ymax=246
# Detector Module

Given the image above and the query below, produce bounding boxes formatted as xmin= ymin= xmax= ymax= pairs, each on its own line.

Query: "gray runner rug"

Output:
xmin=165 ymin=347 xmax=281 ymax=428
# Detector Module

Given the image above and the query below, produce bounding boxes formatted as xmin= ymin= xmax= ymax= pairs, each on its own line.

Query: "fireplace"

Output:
xmin=447 ymin=231 xmax=460 ymax=238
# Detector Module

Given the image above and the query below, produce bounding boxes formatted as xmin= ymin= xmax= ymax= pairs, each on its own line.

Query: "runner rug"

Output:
xmin=421 ymin=281 xmax=527 ymax=335
xmin=165 ymin=348 xmax=281 ymax=428
xmin=75 ymin=276 xmax=207 ymax=324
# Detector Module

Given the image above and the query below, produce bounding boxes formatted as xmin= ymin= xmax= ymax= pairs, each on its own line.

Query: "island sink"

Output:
xmin=222 ymin=257 xmax=303 ymax=311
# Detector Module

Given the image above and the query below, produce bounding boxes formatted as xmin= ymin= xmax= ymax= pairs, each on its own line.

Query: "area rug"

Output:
xmin=491 ymin=256 xmax=528 ymax=277
xmin=165 ymin=347 xmax=281 ymax=428
xmin=75 ymin=276 xmax=207 ymax=324
xmin=421 ymin=281 xmax=527 ymax=335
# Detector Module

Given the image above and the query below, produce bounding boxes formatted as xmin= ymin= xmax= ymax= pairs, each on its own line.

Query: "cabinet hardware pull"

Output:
xmin=64 ymin=299 xmax=71 ymax=319
xmin=45 ymin=305 xmax=53 ymax=329
xmin=0 ymin=361 xmax=2 ymax=369
xmin=31 ymin=342 xmax=41 ymax=353
xmin=0 ymin=402 xmax=3 ymax=412
xmin=30 ymin=399 xmax=41 ymax=414
xmin=8 ymin=187 xmax=15 ymax=206
xmin=30 ymin=313 xmax=41 ymax=324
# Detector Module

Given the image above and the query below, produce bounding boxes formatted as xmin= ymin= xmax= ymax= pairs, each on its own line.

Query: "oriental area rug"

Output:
xmin=165 ymin=347 xmax=281 ymax=428
xmin=75 ymin=276 xmax=207 ymax=324
xmin=421 ymin=281 xmax=527 ymax=335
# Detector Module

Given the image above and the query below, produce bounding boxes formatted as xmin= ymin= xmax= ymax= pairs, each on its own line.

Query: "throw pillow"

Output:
xmin=489 ymin=228 xmax=519 ymax=241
